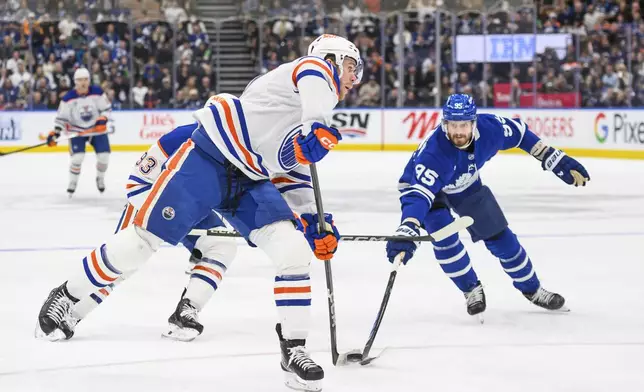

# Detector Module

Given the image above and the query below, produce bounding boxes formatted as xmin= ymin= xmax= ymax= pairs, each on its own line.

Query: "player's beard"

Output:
xmin=449 ymin=132 xmax=473 ymax=149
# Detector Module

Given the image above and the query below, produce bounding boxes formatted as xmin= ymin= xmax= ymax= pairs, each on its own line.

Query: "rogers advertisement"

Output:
xmin=494 ymin=83 xmax=580 ymax=108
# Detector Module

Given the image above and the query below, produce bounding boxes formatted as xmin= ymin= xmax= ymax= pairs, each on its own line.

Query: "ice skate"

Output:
xmin=67 ymin=179 xmax=78 ymax=198
xmin=277 ymin=324 xmax=323 ymax=392
xmin=96 ymin=176 xmax=105 ymax=193
xmin=523 ymin=287 xmax=569 ymax=312
xmin=162 ymin=298 xmax=203 ymax=341
xmin=35 ymin=283 xmax=80 ymax=341
xmin=464 ymin=281 xmax=486 ymax=324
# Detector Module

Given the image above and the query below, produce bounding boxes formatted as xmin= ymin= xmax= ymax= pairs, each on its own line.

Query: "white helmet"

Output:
xmin=74 ymin=67 xmax=90 ymax=81
xmin=308 ymin=34 xmax=363 ymax=84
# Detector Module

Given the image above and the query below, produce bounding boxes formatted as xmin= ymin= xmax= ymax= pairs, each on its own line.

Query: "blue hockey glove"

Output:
xmin=386 ymin=219 xmax=421 ymax=265
xmin=293 ymin=122 xmax=342 ymax=165
xmin=299 ymin=213 xmax=340 ymax=261
xmin=540 ymin=146 xmax=590 ymax=187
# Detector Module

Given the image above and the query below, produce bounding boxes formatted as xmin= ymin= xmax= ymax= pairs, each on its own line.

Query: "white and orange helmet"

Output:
xmin=307 ymin=34 xmax=363 ymax=84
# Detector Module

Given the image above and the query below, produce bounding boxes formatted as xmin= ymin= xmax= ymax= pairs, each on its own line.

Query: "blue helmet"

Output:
xmin=442 ymin=94 xmax=477 ymax=122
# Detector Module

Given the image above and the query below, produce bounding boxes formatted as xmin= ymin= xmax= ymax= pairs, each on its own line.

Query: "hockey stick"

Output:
xmin=309 ymin=162 xmax=364 ymax=367
xmin=355 ymin=216 xmax=475 ymax=366
xmin=0 ymin=141 xmax=50 ymax=156
xmin=0 ymin=130 xmax=114 ymax=157
xmin=188 ymin=227 xmax=457 ymax=242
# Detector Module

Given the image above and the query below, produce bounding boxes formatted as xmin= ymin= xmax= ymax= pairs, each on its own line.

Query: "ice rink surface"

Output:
xmin=1 ymin=151 xmax=643 ymax=392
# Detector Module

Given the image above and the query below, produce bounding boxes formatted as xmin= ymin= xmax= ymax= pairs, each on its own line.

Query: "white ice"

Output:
xmin=1 ymin=151 xmax=643 ymax=392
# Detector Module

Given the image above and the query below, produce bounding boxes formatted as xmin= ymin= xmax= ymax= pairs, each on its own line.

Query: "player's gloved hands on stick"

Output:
xmin=299 ymin=213 xmax=340 ymax=261
xmin=293 ymin=122 xmax=342 ymax=165
xmin=541 ymin=146 xmax=590 ymax=187
xmin=94 ymin=116 xmax=108 ymax=133
xmin=386 ymin=219 xmax=421 ymax=265
xmin=46 ymin=129 xmax=61 ymax=147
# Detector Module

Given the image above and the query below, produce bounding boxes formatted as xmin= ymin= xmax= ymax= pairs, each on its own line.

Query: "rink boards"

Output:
xmin=1 ymin=108 xmax=643 ymax=159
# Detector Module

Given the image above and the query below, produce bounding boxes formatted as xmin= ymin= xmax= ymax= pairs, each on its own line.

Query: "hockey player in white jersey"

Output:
xmin=68 ymin=117 xmax=236 ymax=342
xmin=37 ymin=34 xmax=362 ymax=392
xmin=46 ymin=68 xmax=112 ymax=196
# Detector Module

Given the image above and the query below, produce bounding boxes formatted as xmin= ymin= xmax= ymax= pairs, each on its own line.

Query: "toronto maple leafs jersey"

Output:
xmin=125 ymin=122 xmax=197 ymax=209
xmin=190 ymin=55 xmax=342 ymax=215
xmin=398 ymin=113 xmax=541 ymax=223
xmin=55 ymin=86 xmax=112 ymax=133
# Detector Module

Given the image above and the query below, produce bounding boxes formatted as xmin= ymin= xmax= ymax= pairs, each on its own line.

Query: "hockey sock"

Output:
xmin=274 ymin=274 xmax=311 ymax=340
xmin=96 ymin=152 xmax=109 ymax=179
xmin=65 ymin=226 xmax=159 ymax=300
xmin=433 ymin=233 xmax=479 ymax=292
xmin=426 ymin=208 xmax=478 ymax=292
xmin=185 ymin=257 xmax=227 ymax=310
xmin=484 ymin=228 xmax=540 ymax=293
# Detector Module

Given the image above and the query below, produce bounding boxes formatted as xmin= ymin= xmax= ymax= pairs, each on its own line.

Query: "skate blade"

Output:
xmin=34 ymin=323 xmax=67 ymax=342
xmin=476 ymin=314 xmax=485 ymax=324
xmin=283 ymin=370 xmax=322 ymax=392
xmin=161 ymin=324 xmax=200 ymax=342
xmin=553 ymin=305 xmax=570 ymax=313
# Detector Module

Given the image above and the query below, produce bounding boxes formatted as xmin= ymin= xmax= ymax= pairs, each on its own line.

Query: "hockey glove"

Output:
xmin=532 ymin=141 xmax=590 ymax=187
xmin=386 ymin=219 xmax=421 ymax=265
xmin=293 ymin=122 xmax=342 ymax=165
xmin=46 ymin=129 xmax=61 ymax=147
xmin=299 ymin=213 xmax=340 ymax=261
xmin=94 ymin=116 xmax=108 ymax=133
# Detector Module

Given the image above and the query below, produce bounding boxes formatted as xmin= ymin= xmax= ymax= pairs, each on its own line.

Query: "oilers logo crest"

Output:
xmin=277 ymin=125 xmax=302 ymax=171
xmin=72 ymin=102 xmax=97 ymax=125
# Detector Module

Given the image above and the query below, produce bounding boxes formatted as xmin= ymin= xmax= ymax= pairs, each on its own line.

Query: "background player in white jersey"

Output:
xmin=68 ymin=117 xmax=236 ymax=342
xmin=46 ymin=68 xmax=112 ymax=196
xmin=37 ymin=34 xmax=362 ymax=392
xmin=386 ymin=94 xmax=590 ymax=321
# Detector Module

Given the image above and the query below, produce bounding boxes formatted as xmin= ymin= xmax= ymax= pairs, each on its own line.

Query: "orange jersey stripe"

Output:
xmin=274 ymin=286 xmax=311 ymax=294
xmin=99 ymin=288 xmax=110 ymax=296
xmin=271 ymin=177 xmax=297 ymax=184
xmin=91 ymin=250 xmax=117 ymax=282
xmin=291 ymin=59 xmax=339 ymax=99
xmin=157 ymin=139 xmax=169 ymax=158
xmin=219 ymin=99 xmax=262 ymax=174
xmin=134 ymin=140 xmax=193 ymax=227
xmin=121 ymin=204 xmax=135 ymax=230
xmin=193 ymin=265 xmax=223 ymax=281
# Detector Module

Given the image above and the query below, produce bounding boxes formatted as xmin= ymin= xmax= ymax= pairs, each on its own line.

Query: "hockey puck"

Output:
xmin=346 ymin=353 xmax=363 ymax=361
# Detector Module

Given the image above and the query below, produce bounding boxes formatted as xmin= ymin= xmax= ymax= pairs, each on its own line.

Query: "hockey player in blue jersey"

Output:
xmin=386 ymin=94 xmax=590 ymax=319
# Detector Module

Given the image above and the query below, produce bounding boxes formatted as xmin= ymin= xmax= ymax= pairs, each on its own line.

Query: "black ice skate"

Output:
xmin=162 ymin=298 xmax=203 ymax=341
xmin=67 ymin=180 xmax=78 ymax=197
xmin=523 ymin=287 xmax=569 ymax=312
xmin=276 ymin=324 xmax=324 ymax=392
xmin=35 ymin=282 xmax=80 ymax=341
xmin=96 ymin=177 xmax=105 ymax=193
xmin=464 ymin=281 xmax=486 ymax=324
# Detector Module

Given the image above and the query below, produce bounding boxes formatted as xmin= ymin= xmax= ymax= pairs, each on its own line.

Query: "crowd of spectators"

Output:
xmin=244 ymin=0 xmax=643 ymax=108
xmin=1 ymin=0 xmax=643 ymax=110
xmin=0 ymin=0 xmax=213 ymax=110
